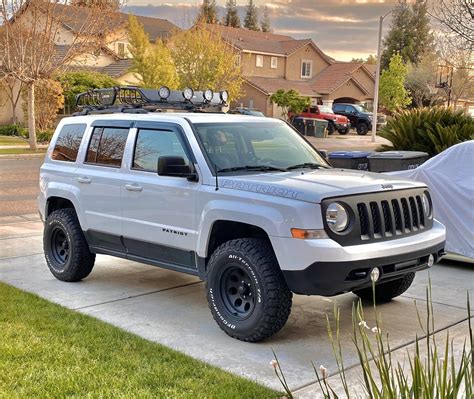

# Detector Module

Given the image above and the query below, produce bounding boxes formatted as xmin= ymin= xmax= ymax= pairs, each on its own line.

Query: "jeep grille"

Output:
xmin=322 ymin=188 xmax=432 ymax=246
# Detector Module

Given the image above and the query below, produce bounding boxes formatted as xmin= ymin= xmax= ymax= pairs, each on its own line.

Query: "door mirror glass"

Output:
xmin=157 ymin=156 xmax=197 ymax=181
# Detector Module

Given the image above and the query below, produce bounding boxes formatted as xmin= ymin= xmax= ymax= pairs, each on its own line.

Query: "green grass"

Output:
xmin=0 ymin=282 xmax=278 ymax=398
xmin=0 ymin=135 xmax=28 ymax=146
xmin=0 ymin=148 xmax=46 ymax=155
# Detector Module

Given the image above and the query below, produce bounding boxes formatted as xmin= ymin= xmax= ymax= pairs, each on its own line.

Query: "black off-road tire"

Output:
xmin=206 ymin=238 xmax=293 ymax=342
xmin=356 ymin=122 xmax=369 ymax=135
xmin=338 ymin=128 xmax=348 ymax=135
xmin=43 ymin=208 xmax=95 ymax=282
xmin=353 ymin=273 xmax=415 ymax=304
xmin=327 ymin=122 xmax=335 ymax=135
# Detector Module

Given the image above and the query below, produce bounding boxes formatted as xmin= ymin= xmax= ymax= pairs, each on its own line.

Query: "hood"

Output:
xmin=218 ymin=169 xmax=425 ymax=203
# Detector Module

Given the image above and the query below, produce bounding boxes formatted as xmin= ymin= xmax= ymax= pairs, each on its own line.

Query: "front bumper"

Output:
xmin=334 ymin=122 xmax=349 ymax=130
xmin=271 ymin=220 xmax=446 ymax=296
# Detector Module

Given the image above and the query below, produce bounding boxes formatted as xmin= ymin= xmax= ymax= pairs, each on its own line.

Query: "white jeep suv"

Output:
xmin=38 ymin=91 xmax=446 ymax=342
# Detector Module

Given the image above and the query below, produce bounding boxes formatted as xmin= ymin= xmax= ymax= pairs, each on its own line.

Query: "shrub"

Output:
xmin=379 ymin=107 xmax=474 ymax=156
xmin=37 ymin=130 xmax=54 ymax=143
xmin=57 ymin=71 xmax=118 ymax=111
xmin=0 ymin=124 xmax=28 ymax=137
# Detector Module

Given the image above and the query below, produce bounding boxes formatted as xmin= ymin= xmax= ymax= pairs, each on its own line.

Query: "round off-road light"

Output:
xmin=204 ymin=89 xmax=214 ymax=102
xmin=370 ymin=267 xmax=380 ymax=282
xmin=326 ymin=202 xmax=349 ymax=233
xmin=427 ymin=254 xmax=435 ymax=267
xmin=183 ymin=87 xmax=194 ymax=101
xmin=422 ymin=192 xmax=432 ymax=218
xmin=220 ymin=90 xmax=229 ymax=103
xmin=158 ymin=86 xmax=170 ymax=99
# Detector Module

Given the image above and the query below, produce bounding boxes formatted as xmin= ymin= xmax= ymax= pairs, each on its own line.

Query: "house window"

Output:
xmin=249 ymin=99 xmax=254 ymax=109
xmin=256 ymin=55 xmax=264 ymax=68
xmin=271 ymin=57 xmax=278 ymax=69
xmin=235 ymin=54 xmax=241 ymax=67
xmin=301 ymin=60 xmax=312 ymax=78
xmin=116 ymin=42 xmax=127 ymax=58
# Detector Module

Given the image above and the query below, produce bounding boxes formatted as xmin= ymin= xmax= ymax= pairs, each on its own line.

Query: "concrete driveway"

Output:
xmin=0 ymin=214 xmax=472 ymax=396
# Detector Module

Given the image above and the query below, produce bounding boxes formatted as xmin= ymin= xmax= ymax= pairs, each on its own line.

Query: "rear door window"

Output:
xmin=51 ymin=124 xmax=87 ymax=162
xmin=85 ymin=127 xmax=129 ymax=167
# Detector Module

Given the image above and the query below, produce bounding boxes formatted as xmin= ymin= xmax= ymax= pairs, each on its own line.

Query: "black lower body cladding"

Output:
xmin=282 ymin=242 xmax=445 ymax=296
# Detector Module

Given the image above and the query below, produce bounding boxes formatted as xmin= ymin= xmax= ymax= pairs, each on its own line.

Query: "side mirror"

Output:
xmin=157 ymin=156 xmax=198 ymax=182
xmin=319 ymin=149 xmax=329 ymax=160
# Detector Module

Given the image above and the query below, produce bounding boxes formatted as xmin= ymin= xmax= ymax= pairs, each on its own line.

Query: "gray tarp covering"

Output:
xmin=389 ymin=141 xmax=474 ymax=258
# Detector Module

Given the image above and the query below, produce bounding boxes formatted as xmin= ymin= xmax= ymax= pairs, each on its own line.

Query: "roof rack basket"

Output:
xmin=73 ymin=86 xmax=229 ymax=115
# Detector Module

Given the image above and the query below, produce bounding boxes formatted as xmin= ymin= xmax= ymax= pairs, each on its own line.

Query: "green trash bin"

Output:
xmin=314 ymin=118 xmax=328 ymax=138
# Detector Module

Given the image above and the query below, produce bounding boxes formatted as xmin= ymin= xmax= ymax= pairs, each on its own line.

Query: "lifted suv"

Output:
xmin=291 ymin=105 xmax=349 ymax=135
xmin=333 ymin=103 xmax=385 ymax=135
xmin=38 ymin=87 xmax=445 ymax=342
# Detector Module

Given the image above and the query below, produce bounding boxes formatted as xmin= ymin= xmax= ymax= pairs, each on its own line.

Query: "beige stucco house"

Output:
xmin=0 ymin=4 xmax=178 ymax=124
xmin=218 ymin=26 xmax=376 ymax=117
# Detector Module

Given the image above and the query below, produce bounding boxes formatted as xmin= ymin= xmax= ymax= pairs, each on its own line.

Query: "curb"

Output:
xmin=0 ymin=153 xmax=46 ymax=159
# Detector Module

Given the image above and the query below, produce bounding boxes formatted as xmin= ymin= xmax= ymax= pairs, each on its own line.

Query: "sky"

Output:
xmin=124 ymin=0 xmax=403 ymax=61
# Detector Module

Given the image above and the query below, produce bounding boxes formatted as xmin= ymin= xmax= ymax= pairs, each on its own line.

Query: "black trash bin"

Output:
xmin=292 ymin=117 xmax=306 ymax=135
xmin=305 ymin=118 xmax=316 ymax=136
xmin=328 ymin=151 xmax=373 ymax=171
xmin=368 ymin=151 xmax=429 ymax=172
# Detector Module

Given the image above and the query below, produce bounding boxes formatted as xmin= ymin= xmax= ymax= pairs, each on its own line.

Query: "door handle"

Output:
xmin=125 ymin=183 xmax=143 ymax=192
xmin=76 ymin=176 xmax=91 ymax=184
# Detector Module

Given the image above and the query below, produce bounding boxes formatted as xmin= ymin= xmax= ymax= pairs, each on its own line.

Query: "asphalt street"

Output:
xmin=0 ymin=157 xmax=42 ymax=217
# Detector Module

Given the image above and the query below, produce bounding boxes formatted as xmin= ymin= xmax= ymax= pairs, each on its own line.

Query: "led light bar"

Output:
xmin=75 ymin=86 xmax=229 ymax=112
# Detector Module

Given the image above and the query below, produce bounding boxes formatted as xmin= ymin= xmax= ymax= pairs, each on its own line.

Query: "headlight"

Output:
xmin=158 ymin=86 xmax=170 ymax=99
xmin=421 ymin=192 xmax=432 ymax=218
xmin=204 ymin=89 xmax=214 ymax=102
xmin=220 ymin=90 xmax=229 ymax=103
xmin=326 ymin=202 xmax=349 ymax=232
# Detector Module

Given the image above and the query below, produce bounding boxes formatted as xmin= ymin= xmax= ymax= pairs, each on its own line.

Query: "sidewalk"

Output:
xmin=307 ymin=133 xmax=391 ymax=152
xmin=0 ymin=214 xmax=471 ymax=397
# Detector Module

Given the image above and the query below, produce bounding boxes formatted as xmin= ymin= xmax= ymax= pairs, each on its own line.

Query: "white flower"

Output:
xmin=270 ymin=359 xmax=278 ymax=369
xmin=358 ymin=320 xmax=370 ymax=329
xmin=319 ymin=365 xmax=328 ymax=379
xmin=371 ymin=326 xmax=381 ymax=334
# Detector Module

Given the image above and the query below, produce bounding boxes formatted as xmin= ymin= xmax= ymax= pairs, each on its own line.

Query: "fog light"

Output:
xmin=370 ymin=267 xmax=380 ymax=282
xmin=427 ymin=254 xmax=435 ymax=267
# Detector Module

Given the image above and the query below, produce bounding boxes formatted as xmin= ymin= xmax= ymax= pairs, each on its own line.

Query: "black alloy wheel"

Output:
xmin=220 ymin=264 xmax=256 ymax=319
xmin=50 ymin=226 xmax=70 ymax=267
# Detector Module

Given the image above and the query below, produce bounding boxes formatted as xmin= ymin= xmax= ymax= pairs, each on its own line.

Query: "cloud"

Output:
xmin=125 ymin=0 xmax=396 ymax=60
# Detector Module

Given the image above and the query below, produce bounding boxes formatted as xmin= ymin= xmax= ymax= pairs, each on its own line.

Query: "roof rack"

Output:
xmin=73 ymin=86 xmax=229 ymax=115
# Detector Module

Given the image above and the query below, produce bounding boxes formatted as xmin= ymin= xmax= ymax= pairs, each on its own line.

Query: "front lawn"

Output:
xmin=0 ymin=135 xmax=28 ymax=146
xmin=0 ymin=282 xmax=278 ymax=398
xmin=0 ymin=148 xmax=46 ymax=155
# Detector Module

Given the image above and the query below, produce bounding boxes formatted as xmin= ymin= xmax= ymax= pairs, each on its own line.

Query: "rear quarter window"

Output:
xmin=85 ymin=127 xmax=129 ymax=167
xmin=51 ymin=124 xmax=87 ymax=162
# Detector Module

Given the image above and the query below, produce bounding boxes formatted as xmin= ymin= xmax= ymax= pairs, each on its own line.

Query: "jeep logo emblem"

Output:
xmin=381 ymin=184 xmax=393 ymax=189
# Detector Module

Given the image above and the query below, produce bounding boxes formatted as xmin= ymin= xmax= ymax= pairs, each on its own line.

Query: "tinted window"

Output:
xmin=132 ymin=129 xmax=189 ymax=173
xmin=51 ymin=124 xmax=86 ymax=162
xmin=333 ymin=104 xmax=343 ymax=112
xmin=85 ymin=127 xmax=129 ymax=167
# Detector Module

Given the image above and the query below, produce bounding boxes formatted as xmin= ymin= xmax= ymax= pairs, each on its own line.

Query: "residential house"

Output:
xmin=0 ymin=4 xmax=178 ymax=124
xmin=217 ymin=26 xmax=376 ymax=117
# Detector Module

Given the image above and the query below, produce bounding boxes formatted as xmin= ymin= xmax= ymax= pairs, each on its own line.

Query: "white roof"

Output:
xmin=61 ymin=113 xmax=274 ymax=125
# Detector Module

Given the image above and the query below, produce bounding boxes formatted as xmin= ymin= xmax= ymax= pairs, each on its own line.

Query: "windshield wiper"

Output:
xmin=217 ymin=165 xmax=287 ymax=173
xmin=285 ymin=162 xmax=328 ymax=171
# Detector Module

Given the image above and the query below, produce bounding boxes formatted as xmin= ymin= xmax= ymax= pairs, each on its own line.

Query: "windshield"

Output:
xmin=319 ymin=106 xmax=334 ymax=114
xmin=353 ymin=104 xmax=369 ymax=113
xmin=194 ymin=121 xmax=328 ymax=173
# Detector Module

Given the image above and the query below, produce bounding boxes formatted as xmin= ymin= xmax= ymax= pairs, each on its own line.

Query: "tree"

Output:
xmin=381 ymin=0 xmax=433 ymax=70
xmin=57 ymin=71 xmax=118 ymax=112
xmin=405 ymin=54 xmax=443 ymax=107
xmin=430 ymin=0 xmax=474 ymax=52
xmin=22 ymin=79 xmax=64 ymax=131
xmin=379 ymin=54 xmax=411 ymax=112
xmin=350 ymin=55 xmax=377 ymax=65
xmin=223 ymin=0 xmax=240 ymax=28
xmin=244 ymin=0 xmax=259 ymax=31
xmin=260 ymin=5 xmax=271 ymax=33
xmin=269 ymin=89 xmax=311 ymax=120
xmin=170 ymin=23 xmax=244 ymax=101
xmin=198 ymin=0 xmax=218 ymax=24
xmin=128 ymin=15 xmax=179 ymax=89
xmin=0 ymin=0 xmax=117 ymax=150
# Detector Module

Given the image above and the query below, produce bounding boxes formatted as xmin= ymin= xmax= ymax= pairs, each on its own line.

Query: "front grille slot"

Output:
xmin=416 ymin=195 xmax=425 ymax=227
xmin=369 ymin=202 xmax=382 ymax=237
xmin=381 ymin=200 xmax=392 ymax=236
xmin=401 ymin=198 xmax=411 ymax=231
xmin=357 ymin=203 xmax=369 ymax=238
xmin=392 ymin=199 xmax=402 ymax=233
xmin=409 ymin=197 xmax=419 ymax=230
